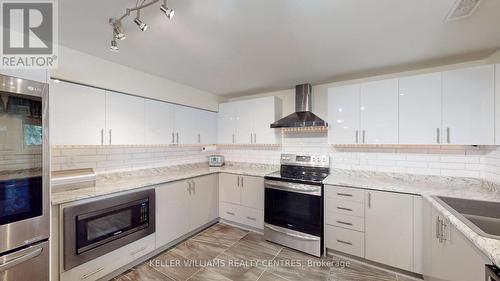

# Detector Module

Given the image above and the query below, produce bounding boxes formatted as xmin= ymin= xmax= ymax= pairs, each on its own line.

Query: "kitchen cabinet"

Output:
xmin=50 ymin=80 xmax=106 ymax=145
xmin=0 ymin=69 xmax=47 ymax=83
xmin=442 ymin=65 xmax=495 ymax=145
xmin=495 ymin=64 xmax=500 ymax=144
xmin=173 ymin=105 xmax=199 ymax=144
xmin=399 ymin=73 xmax=442 ymax=144
xmin=328 ymin=84 xmax=361 ymax=144
xmin=197 ymin=109 xmax=217 ymax=144
xmin=218 ymin=173 xmax=264 ymax=229
xmin=105 ymin=91 xmax=145 ymax=145
xmin=155 ymin=174 xmax=218 ymax=248
xmin=365 ymin=189 xmax=414 ymax=271
xmin=218 ymin=96 xmax=281 ymax=145
xmin=425 ymin=206 xmax=490 ymax=281
xmin=359 ymin=79 xmax=399 ymax=144
xmin=145 ymin=99 xmax=175 ymax=144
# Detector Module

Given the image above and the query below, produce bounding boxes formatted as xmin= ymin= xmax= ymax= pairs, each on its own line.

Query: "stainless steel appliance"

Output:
xmin=486 ymin=264 xmax=500 ymax=281
xmin=63 ymin=189 xmax=155 ymax=270
xmin=0 ymin=75 xmax=49 ymax=281
xmin=264 ymin=153 xmax=330 ymax=257
xmin=270 ymin=84 xmax=328 ymax=128
xmin=209 ymin=155 xmax=224 ymax=167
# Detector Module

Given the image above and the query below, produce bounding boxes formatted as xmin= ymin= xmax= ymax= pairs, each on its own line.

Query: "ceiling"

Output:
xmin=59 ymin=0 xmax=500 ymax=97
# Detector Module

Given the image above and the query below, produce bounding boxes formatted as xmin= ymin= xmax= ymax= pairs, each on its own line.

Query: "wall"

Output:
xmin=51 ymin=45 xmax=222 ymax=111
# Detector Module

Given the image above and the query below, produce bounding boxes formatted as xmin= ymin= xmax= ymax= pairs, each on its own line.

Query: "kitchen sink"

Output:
xmin=433 ymin=196 xmax=500 ymax=240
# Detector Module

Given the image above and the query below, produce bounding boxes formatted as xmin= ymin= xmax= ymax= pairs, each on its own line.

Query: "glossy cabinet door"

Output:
xmin=50 ymin=80 xmax=106 ymax=145
xmin=442 ymin=65 xmax=495 ymax=145
xmin=155 ymin=181 xmax=190 ymax=248
xmin=218 ymin=102 xmax=238 ymax=144
xmin=236 ymin=100 xmax=254 ymax=145
xmin=365 ymin=190 xmax=414 ymax=271
xmin=360 ymin=79 xmax=399 ymax=144
xmin=144 ymin=99 xmax=175 ymax=145
xmin=198 ymin=110 xmax=217 ymax=144
xmin=173 ymin=105 xmax=199 ymax=144
xmin=219 ymin=173 xmax=241 ymax=204
xmin=328 ymin=84 xmax=361 ymax=144
xmin=189 ymin=174 xmax=218 ymax=230
xmin=399 ymin=73 xmax=442 ymax=144
xmin=105 ymin=91 xmax=145 ymax=145
xmin=240 ymin=175 xmax=264 ymax=210
xmin=252 ymin=96 xmax=281 ymax=144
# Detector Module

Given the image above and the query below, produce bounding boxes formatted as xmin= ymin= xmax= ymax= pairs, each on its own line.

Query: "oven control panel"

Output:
xmin=280 ymin=154 xmax=329 ymax=167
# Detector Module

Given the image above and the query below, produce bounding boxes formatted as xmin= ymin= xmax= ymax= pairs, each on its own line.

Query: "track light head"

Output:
xmin=160 ymin=4 xmax=175 ymax=19
xmin=113 ymin=23 xmax=126 ymax=40
xmin=110 ymin=39 xmax=119 ymax=52
xmin=133 ymin=17 xmax=148 ymax=31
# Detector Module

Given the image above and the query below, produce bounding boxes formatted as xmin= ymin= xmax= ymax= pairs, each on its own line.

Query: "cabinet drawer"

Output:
xmin=325 ymin=211 xmax=365 ymax=232
xmin=325 ymin=225 xmax=365 ymax=258
xmin=326 ymin=198 xmax=364 ymax=217
xmin=219 ymin=202 xmax=240 ymax=221
xmin=326 ymin=186 xmax=365 ymax=203
xmin=240 ymin=205 xmax=264 ymax=229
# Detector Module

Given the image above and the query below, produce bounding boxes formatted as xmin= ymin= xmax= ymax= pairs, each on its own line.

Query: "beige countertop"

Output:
xmin=324 ymin=169 xmax=500 ymax=268
xmin=51 ymin=162 xmax=278 ymax=205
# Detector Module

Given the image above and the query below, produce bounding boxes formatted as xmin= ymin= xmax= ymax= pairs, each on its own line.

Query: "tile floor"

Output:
xmin=113 ymin=223 xmax=421 ymax=281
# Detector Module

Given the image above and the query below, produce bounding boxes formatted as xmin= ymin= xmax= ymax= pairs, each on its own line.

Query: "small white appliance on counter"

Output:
xmin=209 ymin=155 xmax=224 ymax=167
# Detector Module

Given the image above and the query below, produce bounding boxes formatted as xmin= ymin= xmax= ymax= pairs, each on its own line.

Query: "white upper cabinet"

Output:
xmin=399 ymin=73 xmax=442 ymax=144
xmin=360 ymin=79 xmax=399 ymax=144
xmin=50 ymin=80 xmax=106 ymax=145
xmin=144 ymin=99 xmax=175 ymax=145
xmin=328 ymin=84 xmax=361 ymax=144
xmin=105 ymin=91 xmax=145 ymax=145
xmin=442 ymin=65 xmax=495 ymax=145
xmin=218 ymin=96 xmax=281 ymax=145
xmin=197 ymin=110 xmax=217 ymax=144
xmin=173 ymin=105 xmax=217 ymax=144
xmin=495 ymin=64 xmax=500 ymax=144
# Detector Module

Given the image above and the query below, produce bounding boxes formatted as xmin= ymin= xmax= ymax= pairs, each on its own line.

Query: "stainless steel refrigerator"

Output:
xmin=0 ymin=74 xmax=49 ymax=281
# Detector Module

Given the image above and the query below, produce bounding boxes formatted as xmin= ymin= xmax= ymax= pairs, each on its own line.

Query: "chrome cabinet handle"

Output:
xmin=226 ymin=211 xmax=235 ymax=216
xmin=362 ymin=130 xmax=366 ymax=144
xmin=109 ymin=129 xmax=112 ymax=145
xmin=187 ymin=181 xmax=192 ymax=195
xmin=81 ymin=267 xmax=104 ymax=280
xmin=198 ymin=133 xmax=201 ymax=144
xmin=232 ymin=134 xmax=235 ymax=144
xmin=100 ymin=128 xmax=104 ymax=145
xmin=355 ymin=130 xmax=359 ymax=144
xmin=367 ymin=192 xmax=371 ymax=208
xmin=176 ymin=133 xmax=179 ymax=144
xmin=446 ymin=128 xmax=450 ymax=144
xmin=171 ymin=132 xmax=175 ymax=144
xmin=237 ymin=176 xmax=240 ymax=187
xmin=337 ymin=193 xmax=353 ymax=197
xmin=336 ymin=221 xmax=353 ymax=226
xmin=241 ymin=176 xmax=243 ymax=187
xmin=436 ymin=128 xmax=440 ymax=144
xmin=246 ymin=216 xmax=256 ymax=221
xmin=436 ymin=216 xmax=440 ymax=240
xmin=0 ymin=247 xmax=43 ymax=272
xmin=336 ymin=207 xmax=353 ymax=212
xmin=336 ymin=240 xmax=353 ymax=246
xmin=254 ymin=133 xmax=257 ymax=144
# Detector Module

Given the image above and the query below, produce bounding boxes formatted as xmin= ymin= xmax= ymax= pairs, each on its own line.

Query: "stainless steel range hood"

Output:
xmin=270 ymin=84 xmax=327 ymax=128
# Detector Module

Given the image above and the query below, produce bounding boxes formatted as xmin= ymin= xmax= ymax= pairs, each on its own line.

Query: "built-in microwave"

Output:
xmin=63 ymin=189 xmax=155 ymax=270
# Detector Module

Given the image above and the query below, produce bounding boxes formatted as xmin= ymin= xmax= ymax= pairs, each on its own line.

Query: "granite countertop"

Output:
xmin=324 ymin=169 xmax=500 ymax=268
xmin=51 ymin=162 xmax=278 ymax=205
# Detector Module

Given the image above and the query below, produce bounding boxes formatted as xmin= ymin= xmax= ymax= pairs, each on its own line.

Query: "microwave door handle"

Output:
xmin=0 ymin=247 xmax=43 ymax=272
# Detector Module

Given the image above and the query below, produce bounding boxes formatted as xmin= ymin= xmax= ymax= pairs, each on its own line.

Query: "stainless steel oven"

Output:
xmin=63 ymin=189 xmax=155 ymax=270
xmin=264 ymin=154 xmax=329 ymax=257
xmin=0 ymin=75 xmax=49 ymax=281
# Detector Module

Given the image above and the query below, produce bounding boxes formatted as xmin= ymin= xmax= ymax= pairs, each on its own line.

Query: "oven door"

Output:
xmin=264 ymin=180 xmax=322 ymax=237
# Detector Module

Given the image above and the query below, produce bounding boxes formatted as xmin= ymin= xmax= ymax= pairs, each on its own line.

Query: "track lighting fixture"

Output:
xmin=160 ymin=0 xmax=175 ymax=19
xmin=108 ymin=0 xmax=175 ymax=51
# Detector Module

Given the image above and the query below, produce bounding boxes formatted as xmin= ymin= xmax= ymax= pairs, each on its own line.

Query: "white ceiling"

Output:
xmin=59 ymin=0 xmax=500 ymax=97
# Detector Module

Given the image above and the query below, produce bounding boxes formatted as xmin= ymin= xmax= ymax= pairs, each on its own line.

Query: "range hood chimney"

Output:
xmin=270 ymin=83 xmax=327 ymax=128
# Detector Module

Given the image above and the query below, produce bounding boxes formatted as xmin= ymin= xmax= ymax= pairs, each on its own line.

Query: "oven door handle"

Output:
xmin=264 ymin=180 xmax=321 ymax=196
xmin=0 ymin=246 xmax=43 ymax=272
xmin=265 ymin=225 xmax=320 ymax=241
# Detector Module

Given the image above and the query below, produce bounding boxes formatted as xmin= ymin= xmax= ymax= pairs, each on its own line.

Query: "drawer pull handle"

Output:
xmin=337 ymin=193 xmax=353 ymax=197
xmin=336 ymin=221 xmax=353 ymax=226
xmin=337 ymin=207 xmax=353 ymax=212
xmin=226 ymin=211 xmax=235 ymax=216
xmin=336 ymin=240 xmax=353 ymax=246
xmin=246 ymin=216 xmax=256 ymax=221
xmin=81 ymin=267 xmax=104 ymax=280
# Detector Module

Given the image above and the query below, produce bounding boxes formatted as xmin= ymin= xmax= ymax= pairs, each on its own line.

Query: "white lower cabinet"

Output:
xmin=325 ymin=185 xmax=421 ymax=273
xmin=60 ymin=234 xmax=155 ymax=281
xmin=218 ymin=173 xmax=264 ymax=229
xmin=423 ymin=201 xmax=490 ymax=281
xmin=155 ymin=174 xmax=218 ymax=249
